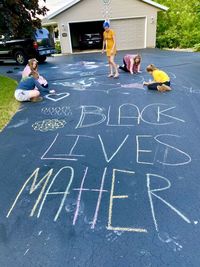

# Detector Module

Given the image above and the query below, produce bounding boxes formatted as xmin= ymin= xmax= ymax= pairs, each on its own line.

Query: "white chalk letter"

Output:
xmin=136 ymin=135 xmax=154 ymax=165
xmin=147 ymin=173 xmax=191 ymax=232
xmin=76 ymin=105 xmax=106 ymax=128
xmin=107 ymin=169 xmax=147 ymax=233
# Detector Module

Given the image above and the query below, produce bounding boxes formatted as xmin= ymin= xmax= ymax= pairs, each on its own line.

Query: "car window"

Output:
xmin=34 ymin=28 xmax=49 ymax=40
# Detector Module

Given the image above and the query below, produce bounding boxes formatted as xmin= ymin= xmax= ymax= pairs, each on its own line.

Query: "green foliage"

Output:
xmin=0 ymin=0 xmax=48 ymax=38
xmin=0 ymin=76 xmax=20 ymax=131
xmin=194 ymin=43 xmax=200 ymax=52
xmin=155 ymin=0 xmax=200 ymax=48
xmin=55 ymin=40 xmax=61 ymax=54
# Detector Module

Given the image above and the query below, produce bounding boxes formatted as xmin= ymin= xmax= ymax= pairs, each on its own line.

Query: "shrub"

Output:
xmin=55 ymin=40 xmax=61 ymax=53
xmin=194 ymin=43 xmax=200 ymax=52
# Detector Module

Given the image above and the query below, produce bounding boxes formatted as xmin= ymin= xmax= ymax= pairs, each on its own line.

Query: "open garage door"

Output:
xmin=69 ymin=21 xmax=104 ymax=52
xmin=111 ymin=17 xmax=146 ymax=50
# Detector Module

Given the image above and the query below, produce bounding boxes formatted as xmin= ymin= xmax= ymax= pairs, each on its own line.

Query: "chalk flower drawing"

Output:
xmin=32 ymin=119 xmax=66 ymax=132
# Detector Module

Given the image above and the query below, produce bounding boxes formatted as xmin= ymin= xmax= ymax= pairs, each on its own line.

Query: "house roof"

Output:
xmin=48 ymin=0 xmax=168 ymax=20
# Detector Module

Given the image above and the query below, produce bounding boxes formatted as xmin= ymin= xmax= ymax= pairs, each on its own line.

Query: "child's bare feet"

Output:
xmin=114 ymin=73 xmax=119 ymax=79
xmin=157 ymin=84 xmax=172 ymax=92
xmin=108 ymin=74 xmax=114 ymax=78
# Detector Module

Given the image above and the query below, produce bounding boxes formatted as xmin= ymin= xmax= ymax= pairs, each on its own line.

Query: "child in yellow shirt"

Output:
xmin=143 ymin=64 xmax=171 ymax=92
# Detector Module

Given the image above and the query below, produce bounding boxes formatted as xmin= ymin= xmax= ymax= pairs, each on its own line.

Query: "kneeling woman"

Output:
xmin=14 ymin=73 xmax=55 ymax=102
xmin=143 ymin=64 xmax=171 ymax=92
xmin=22 ymin=58 xmax=48 ymax=88
xmin=119 ymin=54 xmax=142 ymax=74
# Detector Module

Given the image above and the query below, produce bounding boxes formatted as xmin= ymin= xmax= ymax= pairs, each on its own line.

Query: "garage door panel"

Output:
xmin=111 ymin=18 xmax=145 ymax=50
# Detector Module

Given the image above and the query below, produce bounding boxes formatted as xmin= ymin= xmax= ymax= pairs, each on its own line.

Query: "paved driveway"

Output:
xmin=0 ymin=49 xmax=200 ymax=266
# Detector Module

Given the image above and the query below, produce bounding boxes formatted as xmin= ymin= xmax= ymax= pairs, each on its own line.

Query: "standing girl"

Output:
xmin=102 ymin=21 xmax=119 ymax=78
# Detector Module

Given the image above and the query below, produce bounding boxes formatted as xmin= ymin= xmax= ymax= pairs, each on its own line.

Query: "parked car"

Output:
xmin=79 ymin=33 xmax=102 ymax=49
xmin=0 ymin=28 xmax=56 ymax=65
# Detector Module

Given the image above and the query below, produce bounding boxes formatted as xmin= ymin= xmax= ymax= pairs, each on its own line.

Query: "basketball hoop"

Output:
xmin=101 ymin=0 xmax=112 ymax=22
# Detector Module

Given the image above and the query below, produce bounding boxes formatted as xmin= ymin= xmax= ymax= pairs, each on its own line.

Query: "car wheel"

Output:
xmin=37 ymin=55 xmax=47 ymax=64
xmin=14 ymin=51 xmax=27 ymax=65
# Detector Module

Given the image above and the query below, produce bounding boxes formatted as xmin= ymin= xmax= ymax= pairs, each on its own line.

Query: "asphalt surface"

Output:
xmin=0 ymin=49 xmax=200 ymax=266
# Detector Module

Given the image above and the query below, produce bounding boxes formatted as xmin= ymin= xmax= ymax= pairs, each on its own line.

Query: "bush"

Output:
xmin=194 ymin=43 xmax=200 ymax=52
xmin=55 ymin=40 xmax=61 ymax=54
xmin=156 ymin=30 xmax=181 ymax=48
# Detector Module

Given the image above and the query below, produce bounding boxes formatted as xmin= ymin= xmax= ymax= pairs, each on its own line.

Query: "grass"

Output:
xmin=0 ymin=75 xmax=20 ymax=131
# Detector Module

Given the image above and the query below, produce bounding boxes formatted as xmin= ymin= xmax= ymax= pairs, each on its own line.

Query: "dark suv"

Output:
xmin=79 ymin=33 xmax=102 ymax=49
xmin=0 ymin=28 xmax=56 ymax=65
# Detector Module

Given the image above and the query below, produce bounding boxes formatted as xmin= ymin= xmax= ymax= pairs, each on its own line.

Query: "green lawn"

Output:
xmin=0 ymin=75 xmax=20 ymax=131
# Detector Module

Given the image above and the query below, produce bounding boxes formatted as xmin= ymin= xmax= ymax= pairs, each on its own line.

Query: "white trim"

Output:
xmin=48 ymin=0 xmax=81 ymax=20
xmin=67 ymin=23 xmax=73 ymax=54
xmin=142 ymin=0 xmax=168 ymax=11
xmin=68 ymin=15 xmax=146 ymax=24
xmin=144 ymin=16 xmax=147 ymax=48
xmin=48 ymin=0 xmax=168 ymax=20
xmin=42 ymin=22 xmax=58 ymax=26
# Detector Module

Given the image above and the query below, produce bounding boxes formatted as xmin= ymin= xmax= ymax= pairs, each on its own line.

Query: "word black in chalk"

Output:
xmin=76 ymin=103 xmax=185 ymax=129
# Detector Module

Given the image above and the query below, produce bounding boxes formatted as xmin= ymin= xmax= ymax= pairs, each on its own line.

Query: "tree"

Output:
xmin=0 ymin=0 xmax=48 ymax=38
xmin=155 ymin=0 xmax=200 ymax=48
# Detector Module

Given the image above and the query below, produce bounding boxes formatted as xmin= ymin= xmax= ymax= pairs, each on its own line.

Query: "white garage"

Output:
xmin=46 ymin=0 xmax=168 ymax=54
xmin=111 ymin=17 xmax=146 ymax=50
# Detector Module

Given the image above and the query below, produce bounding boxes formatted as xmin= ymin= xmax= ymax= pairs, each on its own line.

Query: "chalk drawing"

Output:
xmin=155 ymin=134 xmax=191 ymax=166
xmin=158 ymin=232 xmax=183 ymax=252
xmin=24 ymin=248 xmax=30 ymax=256
xmin=73 ymin=167 xmax=89 ymax=225
xmin=52 ymin=79 xmax=118 ymax=94
xmin=76 ymin=106 xmax=107 ymax=129
xmin=80 ymin=72 xmax=95 ymax=77
xmin=77 ymin=103 xmax=185 ymax=128
xmin=38 ymin=231 xmax=43 ymax=236
xmin=37 ymin=166 xmax=74 ymax=221
xmin=7 ymin=118 xmax=29 ymax=128
xmin=81 ymin=61 xmax=99 ymax=69
xmin=41 ymin=134 xmax=94 ymax=161
xmin=32 ymin=119 xmax=66 ymax=132
xmin=41 ymin=106 xmax=72 ymax=116
xmin=85 ymin=65 xmax=99 ymax=69
xmin=107 ymin=169 xmax=148 ymax=233
xmin=121 ymin=83 xmax=145 ymax=90
xmin=52 ymin=80 xmax=91 ymax=91
xmin=168 ymin=72 xmax=177 ymax=79
xmin=118 ymin=104 xmax=141 ymax=125
xmin=72 ymin=167 xmax=108 ymax=227
xmin=63 ymin=71 xmax=80 ymax=75
xmin=120 ymin=92 xmax=130 ymax=95
xmin=45 ymin=93 xmax=70 ymax=102
xmin=98 ymin=135 xmax=129 ymax=163
xmin=91 ymin=167 xmax=107 ymax=229
xmin=136 ymin=135 xmax=154 ymax=165
xmin=106 ymin=230 xmax=124 ymax=242
xmin=147 ymin=173 xmax=191 ymax=234
xmin=6 ymin=168 xmax=53 ymax=218
xmin=140 ymin=103 xmax=185 ymax=126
